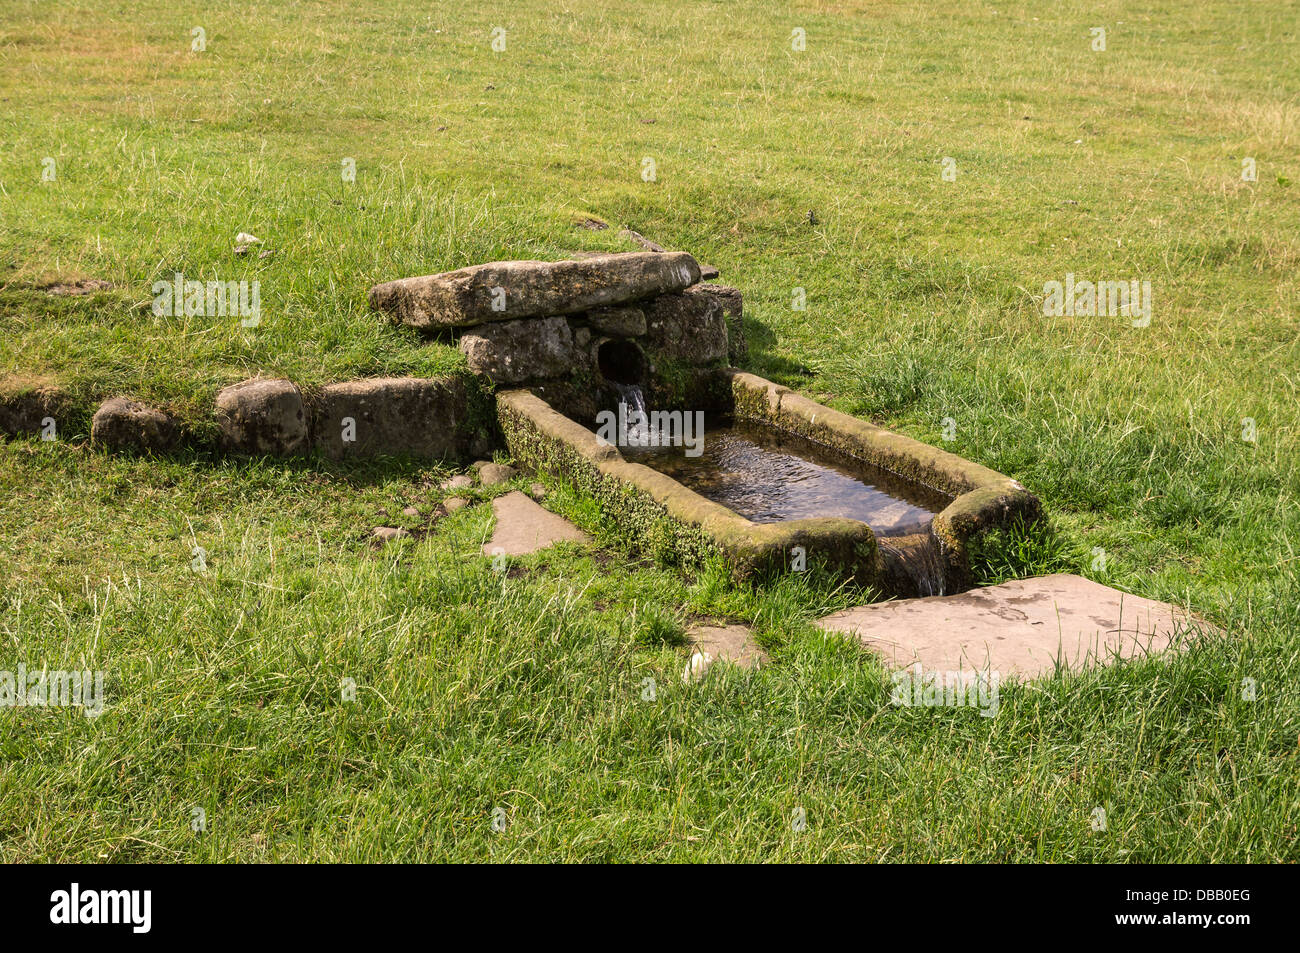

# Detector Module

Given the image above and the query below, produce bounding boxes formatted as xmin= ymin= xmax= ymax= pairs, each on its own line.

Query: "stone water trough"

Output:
xmin=371 ymin=251 xmax=1041 ymax=597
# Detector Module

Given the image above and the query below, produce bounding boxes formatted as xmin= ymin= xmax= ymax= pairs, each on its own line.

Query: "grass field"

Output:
xmin=1 ymin=0 xmax=1297 ymax=861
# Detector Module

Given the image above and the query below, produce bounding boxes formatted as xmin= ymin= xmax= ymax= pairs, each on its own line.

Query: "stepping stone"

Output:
xmin=683 ymin=623 xmax=767 ymax=681
xmin=481 ymin=491 xmax=589 ymax=556
xmin=816 ymin=573 xmax=1212 ymax=679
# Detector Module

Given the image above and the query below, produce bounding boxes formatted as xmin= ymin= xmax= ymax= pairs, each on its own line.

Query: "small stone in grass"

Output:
xmin=443 ymin=473 xmax=474 ymax=491
xmin=478 ymin=463 xmax=516 ymax=486
xmin=371 ymin=526 xmax=408 ymax=543
xmin=443 ymin=497 xmax=469 ymax=514
xmin=529 ymin=483 xmax=547 ymax=501
xmin=683 ymin=651 xmax=713 ymax=683
xmin=402 ymin=506 xmax=419 ymax=517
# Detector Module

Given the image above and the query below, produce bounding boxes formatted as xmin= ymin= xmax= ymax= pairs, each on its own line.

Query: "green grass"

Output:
xmin=1 ymin=0 xmax=1298 ymax=861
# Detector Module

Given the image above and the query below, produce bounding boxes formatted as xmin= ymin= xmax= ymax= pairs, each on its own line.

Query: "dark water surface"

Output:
xmin=630 ymin=418 xmax=951 ymax=535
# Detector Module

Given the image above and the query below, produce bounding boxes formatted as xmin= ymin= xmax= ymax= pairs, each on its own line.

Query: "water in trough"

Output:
xmin=614 ymin=398 xmax=954 ymax=596
xmin=631 ymin=417 xmax=948 ymax=534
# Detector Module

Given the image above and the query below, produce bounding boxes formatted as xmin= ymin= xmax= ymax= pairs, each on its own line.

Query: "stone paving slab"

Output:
xmin=689 ymin=624 xmax=767 ymax=669
xmin=816 ymin=573 xmax=1213 ymax=678
xmin=482 ymin=490 xmax=590 ymax=556
xmin=683 ymin=623 xmax=768 ymax=682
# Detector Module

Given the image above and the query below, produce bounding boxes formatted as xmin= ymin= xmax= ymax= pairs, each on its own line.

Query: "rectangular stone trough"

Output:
xmin=497 ymin=369 xmax=1042 ymax=595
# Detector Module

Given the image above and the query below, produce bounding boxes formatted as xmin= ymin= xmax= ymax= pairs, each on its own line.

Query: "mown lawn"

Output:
xmin=0 ymin=0 xmax=1297 ymax=861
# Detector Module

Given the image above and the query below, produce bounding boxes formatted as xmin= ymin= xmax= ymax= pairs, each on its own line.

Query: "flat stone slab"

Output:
xmin=482 ymin=490 xmax=590 ymax=556
xmin=687 ymin=623 xmax=767 ymax=675
xmin=816 ymin=574 xmax=1211 ymax=678
xmin=369 ymin=252 xmax=701 ymax=329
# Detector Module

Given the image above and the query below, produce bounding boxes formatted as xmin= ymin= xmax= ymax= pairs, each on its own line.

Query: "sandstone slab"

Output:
xmin=816 ymin=574 xmax=1212 ymax=678
xmin=314 ymin=377 xmax=467 ymax=461
xmin=91 ymin=397 xmax=180 ymax=453
xmin=370 ymin=252 xmax=701 ymax=329
xmin=215 ymin=378 xmax=308 ymax=456
xmin=481 ymin=490 xmax=590 ymax=556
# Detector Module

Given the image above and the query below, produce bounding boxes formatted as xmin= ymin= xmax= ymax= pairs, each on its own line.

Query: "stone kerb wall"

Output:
xmin=3 ymin=252 xmax=742 ymax=461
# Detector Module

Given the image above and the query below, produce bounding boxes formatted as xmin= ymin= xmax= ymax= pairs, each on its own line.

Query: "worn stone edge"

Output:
xmin=495 ymin=387 xmax=879 ymax=584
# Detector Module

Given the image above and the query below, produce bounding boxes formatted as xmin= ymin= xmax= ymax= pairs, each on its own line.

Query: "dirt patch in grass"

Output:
xmin=42 ymin=278 xmax=113 ymax=296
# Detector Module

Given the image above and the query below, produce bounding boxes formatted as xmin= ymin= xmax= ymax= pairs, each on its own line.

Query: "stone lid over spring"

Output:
xmin=368 ymin=251 xmax=701 ymax=329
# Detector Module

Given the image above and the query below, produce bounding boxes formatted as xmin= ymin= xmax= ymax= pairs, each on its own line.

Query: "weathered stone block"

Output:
xmin=314 ymin=377 xmax=468 ymax=461
xmin=644 ymin=288 xmax=728 ymax=365
xmin=215 ymin=378 xmax=308 ymax=456
xmin=369 ymin=252 xmax=700 ymax=329
xmin=91 ymin=397 xmax=180 ymax=453
xmin=459 ymin=316 xmax=587 ymax=385
xmin=585 ymin=306 xmax=647 ymax=338
xmin=691 ymin=285 xmax=744 ymax=363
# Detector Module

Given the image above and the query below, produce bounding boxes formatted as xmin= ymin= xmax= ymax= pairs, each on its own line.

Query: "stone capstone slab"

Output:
xmin=314 ymin=377 xmax=468 ymax=461
xmin=215 ymin=377 xmax=308 ymax=456
xmin=458 ymin=316 xmax=586 ymax=385
xmin=816 ymin=573 xmax=1212 ymax=678
xmin=91 ymin=397 xmax=180 ymax=453
xmin=481 ymin=490 xmax=590 ymax=556
xmin=643 ymin=286 xmax=729 ymax=365
xmin=369 ymin=252 xmax=701 ymax=329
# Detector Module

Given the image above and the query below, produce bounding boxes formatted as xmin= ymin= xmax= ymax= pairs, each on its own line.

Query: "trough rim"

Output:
xmin=497 ymin=370 xmax=1042 ymax=591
